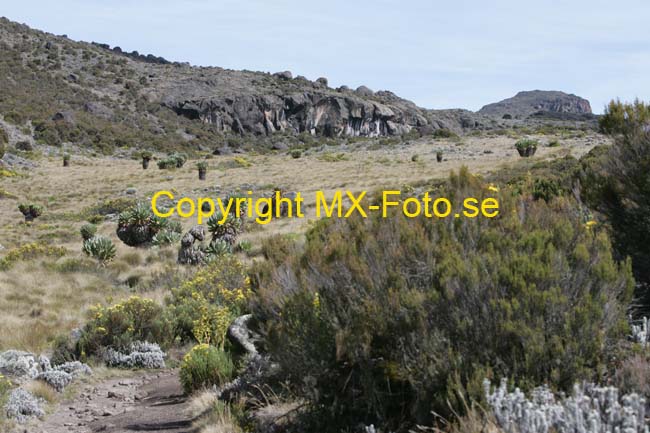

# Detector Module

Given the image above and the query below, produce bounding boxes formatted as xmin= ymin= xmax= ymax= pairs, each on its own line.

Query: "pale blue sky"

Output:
xmin=4 ymin=0 xmax=650 ymax=113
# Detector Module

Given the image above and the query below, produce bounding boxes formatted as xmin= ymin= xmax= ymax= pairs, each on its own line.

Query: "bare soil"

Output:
xmin=33 ymin=370 xmax=196 ymax=433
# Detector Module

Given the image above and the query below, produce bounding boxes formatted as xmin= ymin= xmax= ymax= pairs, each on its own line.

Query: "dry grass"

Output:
xmin=0 ymin=133 xmax=608 ymax=353
xmin=190 ymin=398 xmax=243 ymax=433
xmin=23 ymin=380 xmax=59 ymax=405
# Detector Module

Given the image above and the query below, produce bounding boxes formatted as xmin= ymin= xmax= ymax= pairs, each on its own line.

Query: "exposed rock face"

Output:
xmin=478 ymin=90 xmax=592 ymax=119
xmin=163 ymin=90 xmax=430 ymax=138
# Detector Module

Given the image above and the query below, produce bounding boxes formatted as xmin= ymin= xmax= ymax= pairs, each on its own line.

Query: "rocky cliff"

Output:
xmin=478 ymin=90 xmax=592 ymax=119
xmin=158 ymin=81 xmax=430 ymax=137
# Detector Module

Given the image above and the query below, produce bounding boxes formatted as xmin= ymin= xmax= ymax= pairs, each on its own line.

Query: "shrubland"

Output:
xmin=251 ymin=168 xmax=634 ymax=431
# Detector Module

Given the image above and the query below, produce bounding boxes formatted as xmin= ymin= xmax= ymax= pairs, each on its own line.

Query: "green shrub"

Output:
xmin=547 ymin=139 xmax=560 ymax=147
xmin=532 ymin=178 xmax=561 ymax=202
xmin=165 ymin=256 xmax=251 ymax=343
xmin=116 ymin=203 xmax=168 ymax=247
xmin=0 ymin=373 xmax=12 ymax=409
xmin=599 ymin=99 xmax=650 ymax=135
xmin=290 ymin=149 xmax=302 ymax=159
xmin=84 ymin=197 xmax=138 ymax=218
xmin=580 ymin=131 xmax=650 ymax=297
xmin=80 ymin=223 xmax=97 ymax=241
xmin=82 ymin=236 xmax=117 ymax=263
xmin=235 ymin=240 xmax=252 ymax=254
xmin=432 ymin=128 xmax=458 ymax=139
xmin=78 ymin=296 xmax=174 ymax=357
xmin=179 ymin=344 xmax=234 ymax=394
xmin=252 ymin=170 xmax=634 ymax=431
xmin=157 ymin=152 xmax=187 ymax=169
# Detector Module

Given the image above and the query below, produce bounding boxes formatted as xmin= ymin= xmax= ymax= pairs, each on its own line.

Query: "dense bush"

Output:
xmin=432 ymin=128 xmax=458 ymax=139
xmin=78 ymin=296 xmax=174 ymax=357
xmin=116 ymin=203 xmax=169 ymax=246
xmin=82 ymin=235 xmax=117 ymax=263
xmin=580 ymin=130 xmax=650 ymax=305
xmin=157 ymin=152 xmax=187 ymax=169
xmin=165 ymin=255 xmax=251 ymax=344
xmin=599 ymin=99 xmax=650 ymax=135
xmin=252 ymin=169 xmax=634 ymax=431
xmin=179 ymin=344 xmax=234 ymax=394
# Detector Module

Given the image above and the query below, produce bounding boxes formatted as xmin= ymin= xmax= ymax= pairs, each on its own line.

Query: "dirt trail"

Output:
xmin=34 ymin=370 xmax=197 ymax=433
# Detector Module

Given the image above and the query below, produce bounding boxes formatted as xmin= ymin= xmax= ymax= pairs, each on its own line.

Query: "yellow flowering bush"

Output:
xmin=0 ymin=242 xmax=66 ymax=270
xmin=78 ymin=296 xmax=174 ymax=357
xmin=179 ymin=344 xmax=234 ymax=394
xmin=166 ymin=255 xmax=251 ymax=343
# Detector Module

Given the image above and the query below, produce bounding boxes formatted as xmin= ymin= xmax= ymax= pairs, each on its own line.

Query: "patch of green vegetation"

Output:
xmin=317 ymin=152 xmax=348 ymax=162
xmin=252 ymin=168 xmax=633 ymax=431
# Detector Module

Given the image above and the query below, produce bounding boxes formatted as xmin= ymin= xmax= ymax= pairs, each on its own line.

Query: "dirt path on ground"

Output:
xmin=34 ymin=370 xmax=197 ymax=433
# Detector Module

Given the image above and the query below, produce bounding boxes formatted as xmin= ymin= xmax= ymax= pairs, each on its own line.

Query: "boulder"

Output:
xmin=356 ymin=85 xmax=374 ymax=97
xmin=315 ymin=77 xmax=329 ymax=88
xmin=273 ymin=71 xmax=293 ymax=80
xmin=52 ymin=111 xmax=75 ymax=124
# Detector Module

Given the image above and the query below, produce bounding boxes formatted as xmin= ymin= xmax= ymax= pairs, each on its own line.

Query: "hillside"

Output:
xmin=0 ymin=17 xmax=498 ymax=155
xmin=478 ymin=90 xmax=594 ymax=119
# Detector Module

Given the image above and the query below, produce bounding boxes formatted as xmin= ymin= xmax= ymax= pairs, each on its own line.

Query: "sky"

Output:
xmin=3 ymin=0 xmax=650 ymax=113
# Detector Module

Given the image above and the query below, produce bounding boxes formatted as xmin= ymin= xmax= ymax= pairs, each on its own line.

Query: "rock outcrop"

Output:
xmin=478 ymin=90 xmax=592 ymax=119
xmin=163 ymin=89 xmax=430 ymax=138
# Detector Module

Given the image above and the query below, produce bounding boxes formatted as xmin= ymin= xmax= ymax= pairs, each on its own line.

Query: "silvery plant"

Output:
xmin=4 ymin=388 xmax=44 ymax=423
xmin=36 ymin=361 xmax=92 ymax=391
xmin=484 ymin=379 xmax=648 ymax=433
xmin=631 ymin=316 xmax=650 ymax=346
xmin=103 ymin=341 xmax=165 ymax=369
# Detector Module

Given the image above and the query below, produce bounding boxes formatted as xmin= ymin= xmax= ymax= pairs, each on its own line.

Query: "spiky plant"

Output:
xmin=141 ymin=151 xmax=153 ymax=169
xmin=515 ymin=139 xmax=538 ymax=157
xmin=80 ymin=223 xmax=98 ymax=241
xmin=197 ymin=161 xmax=208 ymax=180
xmin=82 ymin=236 xmax=117 ymax=264
xmin=205 ymin=239 xmax=232 ymax=258
xmin=152 ymin=230 xmax=182 ymax=246
xmin=116 ymin=203 xmax=168 ymax=247
xmin=207 ymin=213 xmax=243 ymax=246
xmin=18 ymin=203 xmax=44 ymax=222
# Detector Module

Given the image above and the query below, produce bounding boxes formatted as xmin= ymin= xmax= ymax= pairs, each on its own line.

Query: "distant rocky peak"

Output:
xmin=478 ymin=90 xmax=592 ymax=119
